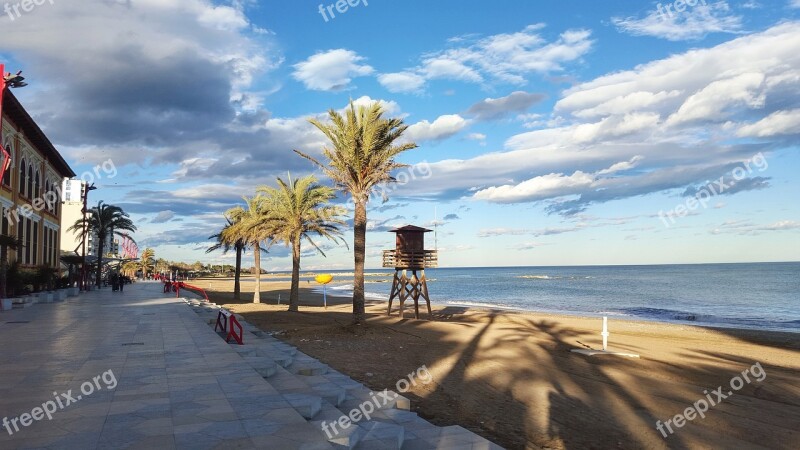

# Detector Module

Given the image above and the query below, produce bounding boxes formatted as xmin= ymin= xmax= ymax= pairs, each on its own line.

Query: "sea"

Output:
xmin=272 ymin=262 xmax=800 ymax=332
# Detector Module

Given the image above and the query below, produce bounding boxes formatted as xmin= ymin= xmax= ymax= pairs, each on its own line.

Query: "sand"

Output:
xmin=193 ymin=275 xmax=800 ymax=450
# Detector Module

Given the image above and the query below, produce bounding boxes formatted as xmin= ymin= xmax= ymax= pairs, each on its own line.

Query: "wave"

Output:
xmin=516 ymin=275 xmax=594 ymax=280
xmin=619 ymin=307 xmax=800 ymax=330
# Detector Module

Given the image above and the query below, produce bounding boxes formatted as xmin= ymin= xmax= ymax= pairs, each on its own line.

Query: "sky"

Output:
xmin=2 ymin=0 xmax=799 ymax=271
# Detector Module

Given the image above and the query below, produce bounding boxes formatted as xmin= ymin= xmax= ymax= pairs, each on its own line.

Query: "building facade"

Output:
xmin=1 ymin=91 xmax=76 ymax=269
xmin=61 ymin=183 xmax=121 ymax=260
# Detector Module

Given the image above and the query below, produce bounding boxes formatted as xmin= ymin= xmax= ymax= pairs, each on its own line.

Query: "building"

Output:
xmin=60 ymin=181 xmax=121 ymax=259
xmin=59 ymin=180 xmax=84 ymax=256
xmin=1 ymin=90 xmax=75 ymax=269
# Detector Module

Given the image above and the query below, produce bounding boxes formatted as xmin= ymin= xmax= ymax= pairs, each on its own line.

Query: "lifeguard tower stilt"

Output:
xmin=384 ymin=225 xmax=438 ymax=319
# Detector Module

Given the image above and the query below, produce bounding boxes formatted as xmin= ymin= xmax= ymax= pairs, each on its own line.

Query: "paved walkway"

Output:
xmin=0 ymin=282 xmax=502 ymax=449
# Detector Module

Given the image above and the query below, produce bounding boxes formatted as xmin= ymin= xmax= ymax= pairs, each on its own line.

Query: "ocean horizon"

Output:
xmin=251 ymin=261 xmax=800 ymax=332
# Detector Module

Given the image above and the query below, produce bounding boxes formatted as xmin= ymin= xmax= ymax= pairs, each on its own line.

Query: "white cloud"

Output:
xmin=466 ymin=91 xmax=546 ymax=121
xmin=405 ymin=115 xmax=469 ymax=142
xmin=666 ymin=73 xmax=765 ymax=125
xmin=467 ymin=133 xmax=487 ymax=145
xmin=736 ymin=109 xmax=800 ymax=137
xmin=152 ymin=210 xmax=177 ymax=224
xmin=597 ymin=156 xmax=644 ymax=175
xmin=473 ymin=171 xmax=594 ymax=203
xmin=347 ymin=96 xmax=402 ymax=117
xmin=379 ymin=24 xmax=592 ymax=92
xmin=292 ymin=49 xmax=374 ymax=91
xmin=377 ymin=72 xmax=426 ymax=93
xmin=612 ymin=1 xmax=743 ymax=41
xmin=710 ymin=220 xmax=800 ymax=234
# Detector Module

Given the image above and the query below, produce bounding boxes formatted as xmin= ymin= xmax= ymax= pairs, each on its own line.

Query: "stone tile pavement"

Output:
xmin=0 ymin=282 xmax=503 ymax=449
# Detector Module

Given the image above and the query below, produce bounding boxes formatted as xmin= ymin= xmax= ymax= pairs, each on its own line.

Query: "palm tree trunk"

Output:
xmin=289 ymin=235 xmax=301 ymax=312
xmin=353 ymin=199 xmax=367 ymax=324
xmin=253 ymin=243 xmax=261 ymax=303
xmin=96 ymin=237 xmax=104 ymax=287
xmin=234 ymin=242 xmax=242 ymax=300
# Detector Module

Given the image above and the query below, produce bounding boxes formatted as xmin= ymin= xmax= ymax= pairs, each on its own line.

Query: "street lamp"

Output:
xmin=80 ymin=183 xmax=97 ymax=291
xmin=0 ymin=65 xmax=27 ymax=179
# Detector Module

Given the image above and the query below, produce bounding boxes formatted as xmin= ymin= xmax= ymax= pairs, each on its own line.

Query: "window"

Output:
xmin=19 ymin=159 xmax=26 ymax=195
xmin=1 ymin=206 xmax=7 ymax=236
xmin=25 ymin=219 xmax=31 ymax=264
xmin=17 ymin=217 xmax=23 ymax=264
xmin=32 ymin=222 xmax=38 ymax=265
xmin=27 ymin=165 xmax=33 ymax=199
xmin=1 ymin=143 xmax=10 ymax=186
xmin=34 ymin=171 xmax=40 ymax=200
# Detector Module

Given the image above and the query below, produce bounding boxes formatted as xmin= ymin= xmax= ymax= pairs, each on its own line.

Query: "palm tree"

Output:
xmin=139 ymin=248 xmax=155 ymax=279
xmin=258 ymin=175 xmax=346 ymax=312
xmin=207 ymin=217 xmax=245 ymax=300
xmin=222 ymin=196 xmax=272 ymax=303
xmin=121 ymin=260 xmax=139 ymax=279
xmin=297 ymin=101 xmax=417 ymax=324
xmin=68 ymin=201 xmax=136 ymax=287
xmin=155 ymin=258 xmax=169 ymax=275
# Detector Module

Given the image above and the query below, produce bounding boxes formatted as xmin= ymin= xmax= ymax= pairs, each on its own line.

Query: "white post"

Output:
xmin=602 ymin=316 xmax=609 ymax=351
xmin=323 ymin=285 xmax=327 ymax=310
xmin=278 ymin=294 xmax=281 ymax=305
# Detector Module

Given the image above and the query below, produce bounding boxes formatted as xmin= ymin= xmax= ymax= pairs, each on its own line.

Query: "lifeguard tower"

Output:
xmin=383 ymin=225 xmax=438 ymax=319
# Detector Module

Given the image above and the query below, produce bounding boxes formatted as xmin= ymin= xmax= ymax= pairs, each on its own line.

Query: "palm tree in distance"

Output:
xmin=296 ymin=101 xmax=417 ymax=324
xmin=207 ymin=217 xmax=245 ymax=300
xmin=258 ymin=175 xmax=346 ymax=312
xmin=222 ymin=196 xmax=272 ymax=303
xmin=68 ymin=201 xmax=136 ymax=287
xmin=139 ymin=247 xmax=155 ymax=279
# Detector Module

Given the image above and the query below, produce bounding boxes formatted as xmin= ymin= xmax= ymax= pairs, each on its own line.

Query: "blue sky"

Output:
xmin=2 ymin=0 xmax=799 ymax=270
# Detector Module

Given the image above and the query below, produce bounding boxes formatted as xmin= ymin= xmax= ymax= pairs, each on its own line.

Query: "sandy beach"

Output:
xmin=194 ymin=276 xmax=800 ymax=450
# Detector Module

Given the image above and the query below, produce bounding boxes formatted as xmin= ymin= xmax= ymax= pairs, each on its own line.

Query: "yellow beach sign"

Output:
xmin=315 ymin=274 xmax=334 ymax=309
xmin=315 ymin=274 xmax=334 ymax=285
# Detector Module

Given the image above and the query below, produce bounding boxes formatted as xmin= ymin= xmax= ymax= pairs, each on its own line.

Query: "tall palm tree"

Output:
xmin=258 ymin=175 xmax=346 ymax=312
xmin=297 ymin=101 xmax=417 ymax=324
xmin=139 ymin=247 xmax=155 ymax=279
xmin=222 ymin=196 xmax=272 ymax=303
xmin=207 ymin=217 xmax=245 ymax=300
xmin=68 ymin=201 xmax=136 ymax=287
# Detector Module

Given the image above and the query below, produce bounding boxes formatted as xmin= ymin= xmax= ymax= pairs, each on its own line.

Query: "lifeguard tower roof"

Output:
xmin=390 ymin=225 xmax=432 ymax=233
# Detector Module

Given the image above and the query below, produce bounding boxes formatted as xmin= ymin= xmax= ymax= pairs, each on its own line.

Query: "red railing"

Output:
xmin=171 ymin=282 xmax=209 ymax=301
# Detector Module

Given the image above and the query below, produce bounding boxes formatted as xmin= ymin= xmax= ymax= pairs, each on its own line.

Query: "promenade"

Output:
xmin=0 ymin=282 xmax=501 ymax=449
